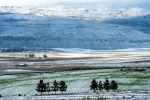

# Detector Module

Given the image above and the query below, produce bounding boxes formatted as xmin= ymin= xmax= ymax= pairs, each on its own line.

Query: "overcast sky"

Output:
xmin=0 ymin=0 xmax=150 ymax=11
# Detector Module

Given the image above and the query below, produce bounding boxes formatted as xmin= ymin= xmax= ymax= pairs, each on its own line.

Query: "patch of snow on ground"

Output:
xmin=0 ymin=92 xmax=150 ymax=100
xmin=0 ymin=75 xmax=17 ymax=80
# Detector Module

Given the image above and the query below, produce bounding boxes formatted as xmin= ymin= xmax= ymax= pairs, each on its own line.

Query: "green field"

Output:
xmin=0 ymin=69 xmax=150 ymax=96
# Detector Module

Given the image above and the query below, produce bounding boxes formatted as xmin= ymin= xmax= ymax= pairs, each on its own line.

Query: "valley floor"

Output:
xmin=0 ymin=51 xmax=150 ymax=75
xmin=0 ymin=52 xmax=150 ymax=99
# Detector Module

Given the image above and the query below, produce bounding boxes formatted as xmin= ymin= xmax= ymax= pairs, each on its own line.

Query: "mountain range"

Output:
xmin=0 ymin=6 xmax=150 ymax=52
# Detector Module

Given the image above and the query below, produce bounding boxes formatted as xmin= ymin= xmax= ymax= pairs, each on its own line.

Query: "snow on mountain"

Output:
xmin=0 ymin=6 xmax=32 ymax=14
xmin=0 ymin=6 xmax=150 ymax=51
xmin=1 ymin=6 xmax=150 ymax=21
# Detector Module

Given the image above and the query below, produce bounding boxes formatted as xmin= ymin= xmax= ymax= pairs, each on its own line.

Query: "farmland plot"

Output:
xmin=0 ymin=69 xmax=150 ymax=97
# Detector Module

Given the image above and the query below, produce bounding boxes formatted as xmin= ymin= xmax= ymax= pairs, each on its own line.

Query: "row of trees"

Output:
xmin=27 ymin=54 xmax=47 ymax=58
xmin=29 ymin=53 xmax=35 ymax=58
xmin=90 ymin=79 xmax=118 ymax=92
xmin=36 ymin=80 xmax=67 ymax=95
xmin=36 ymin=79 xmax=118 ymax=95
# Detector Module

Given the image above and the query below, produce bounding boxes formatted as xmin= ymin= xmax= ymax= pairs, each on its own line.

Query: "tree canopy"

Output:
xmin=36 ymin=80 xmax=46 ymax=95
xmin=59 ymin=81 xmax=67 ymax=93
xmin=110 ymin=80 xmax=118 ymax=91
xmin=98 ymin=81 xmax=103 ymax=92
xmin=90 ymin=79 xmax=98 ymax=91
xmin=46 ymin=82 xmax=51 ymax=94
xmin=52 ymin=80 xmax=59 ymax=94
xmin=103 ymin=79 xmax=110 ymax=92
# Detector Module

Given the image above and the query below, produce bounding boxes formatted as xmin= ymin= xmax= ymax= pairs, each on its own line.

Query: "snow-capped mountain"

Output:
xmin=0 ymin=6 xmax=32 ymax=14
xmin=1 ymin=6 xmax=150 ymax=21
xmin=0 ymin=6 xmax=150 ymax=52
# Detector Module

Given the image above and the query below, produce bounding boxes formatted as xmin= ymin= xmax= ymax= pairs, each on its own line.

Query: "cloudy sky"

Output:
xmin=0 ymin=0 xmax=150 ymax=11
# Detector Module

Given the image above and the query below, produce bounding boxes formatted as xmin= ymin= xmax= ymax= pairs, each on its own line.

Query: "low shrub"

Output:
xmin=122 ymin=96 xmax=125 ymax=99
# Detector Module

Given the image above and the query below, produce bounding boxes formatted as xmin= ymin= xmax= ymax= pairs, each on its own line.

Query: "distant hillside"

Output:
xmin=0 ymin=6 xmax=150 ymax=52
